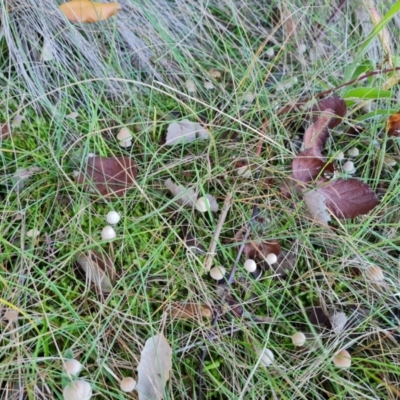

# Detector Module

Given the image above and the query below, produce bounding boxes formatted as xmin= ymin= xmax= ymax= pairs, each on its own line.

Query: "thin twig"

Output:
xmin=204 ymin=193 xmax=233 ymax=271
xmin=278 ymin=66 xmax=400 ymax=116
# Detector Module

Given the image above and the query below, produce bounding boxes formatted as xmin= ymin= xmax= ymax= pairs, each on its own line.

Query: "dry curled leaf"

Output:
xmin=387 ymin=111 xmax=400 ymax=137
xmin=312 ymin=96 xmax=347 ymax=129
xmin=304 ymin=111 xmax=334 ymax=153
xmin=303 ymin=188 xmax=331 ymax=225
xmin=243 ymin=241 xmax=281 ymax=261
xmin=165 ymin=302 xmax=212 ymax=319
xmin=165 ymin=119 xmax=209 ymax=146
xmin=59 ymin=1 xmax=121 ymax=23
xmin=136 ymin=334 xmax=172 ymax=400
xmin=164 ymin=178 xmax=197 ymax=207
xmin=292 ymin=148 xmax=332 ymax=183
xmin=76 ymin=250 xmax=115 ymax=293
xmin=75 ymin=155 xmax=137 ymax=197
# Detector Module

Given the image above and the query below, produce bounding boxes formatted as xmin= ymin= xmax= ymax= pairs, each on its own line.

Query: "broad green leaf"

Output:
xmin=343 ymin=87 xmax=392 ymax=100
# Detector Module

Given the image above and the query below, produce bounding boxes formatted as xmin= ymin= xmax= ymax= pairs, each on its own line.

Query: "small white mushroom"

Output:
xmin=298 ymin=43 xmax=307 ymax=54
xmin=120 ymin=377 xmax=136 ymax=393
xmin=101 ymin=226 xmax=116 ymax=240
xmin=185 ymin=80 xmax=196 ymax=93
xmin=343 ymin=161 xmax=356 ymax=174
xmin=106 ymin=211 xmax=121 ymax=225
xmin=291 ymin=332 xmax=306 ymax=346
xmin=63 ymin=359 xmax=82 ymax=376
xmin=26 ymin=228 xmax=40 ymax=238
xmin=383 ymin=155 xmax=397 ymax=166
xmin=365 ymin=266 xmax=384 ymax=282
xmin=243 ymin=93 xmax=256 ymax=103
xmin=4 ymin=309 xmax=18 ymax=322
xmin=332 ymin=349 xmax=351 ymax=368
xmin=258 ymin=348 xmax=274 ymax=367
xmin=117 ymin=128 xmax=132 ymax=142
xmin=266 ymin=47 xmax=275 ymax=57
xmin=204 ymin=81 xmax=215 ymax=90
xmin=208 ymin=69 xmax=222 ymax=79
xmin=196 ymin=197 xmax=210 ymax=213
xmin=244 ymin=259 xmax=257 ymax=273
xmin=210 ymin=266 xmax=226 ymax=280
xmin=63 ymin=380 xmax=92 ymax=400
xmin=348 ymin=147 xmax=359 ymax=157
xmin=336 ymin=151 xmax=345 ymax=161
xmin=266 ymin=253 xmax=278 ymax=265
xmin=237 ymin=165 xmax=252 ymax=178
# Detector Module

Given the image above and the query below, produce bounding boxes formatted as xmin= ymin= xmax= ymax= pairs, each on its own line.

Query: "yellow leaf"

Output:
xmin=59 ymin=1 xmax=121 ymax=23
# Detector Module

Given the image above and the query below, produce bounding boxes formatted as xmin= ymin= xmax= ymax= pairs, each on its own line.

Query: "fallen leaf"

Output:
xmin=76 ymin=250 xmax=115 ymax=293
xmin=303 ymin=111 xmax=334 ymax=152
xmin=243 ymin=241 xmax=281 ymax=261
xmin=136 ymin=334 xmax=172 ymax=400
xmin=165 ymin=119 xmax=208 ymax=146
xmin=165 ymin=302 xmax=212 ymax=319
xmin=164 ymin=178 xmax=197 ymax=207
xmin=1 ymin=123 xmax=10 ymax=139
xmin=387 ymin=111 xmax=400 ymax=137
xmin=312 ymin=96 xmax=347 ymax=129
xmin=330 ymin=312 xmax=348 ymax=334
xmin=75 ymin=155 xmax=137 ymax=197
xmin=308 ymin=307 xmax=331 ymax=329
xmin=303 ymin=188 xmax=331 ymax=225
xmin=12 ymin=166 xmax=42 ymax=192
xmin=292 ymin=148 xmax=328 ymax=182
xmin=59 ymin=1 xmax=121 ymax=23
xmin=318 ymin=178 xmax=380 ymax=219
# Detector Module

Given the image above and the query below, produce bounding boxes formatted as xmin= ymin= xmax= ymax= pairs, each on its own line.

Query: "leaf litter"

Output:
xmin=165 ymin=119 xmax=209 ymax=146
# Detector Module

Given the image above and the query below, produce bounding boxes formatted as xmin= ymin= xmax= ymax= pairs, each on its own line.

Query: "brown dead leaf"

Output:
xmin=76 ymin=250 xmax=115 ymax=293
xmin=312 ymin=96 xmax=347 ymax=129
xmin=166 ymin=302 xmax=212 ymax=319
xmin=75 ymin=155 xmax=137 ymax=197
xmin=60 ymin=1 xmax=121 ymax=23
xmin=243 ymin=241 xmax=281 ymax=261
xmin=388 ymin=112 xmax=400 ymax=137
xmin=1 ymin=123 xmax=10 ymax=140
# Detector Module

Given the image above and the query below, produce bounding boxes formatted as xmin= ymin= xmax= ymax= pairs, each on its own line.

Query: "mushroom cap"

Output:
xmin=365 ymin=266 xmax=384 ymax=282
xmin=101 ymin=226 xmax=116 ymax=240
xmin=348 ymin=147 xmax=359 ymax=157
xmin=336 ymin=151 xmax=345 ymax=161
xmin=210 ymin=266 xmax=226 ymax=280
xmin=237 ymin=165 xmax=252 ymax=177
xmin=244 ymin=259 xmax=257 ymax=273
xmin=106 ymin=211 xmax=121 ymax=225
xmin=63 ymin=380 xmax=92 ymax=400
xmin=204 ymin=81 xmax=215 ymax=90
xmin=63 ymin=359 xmax=82 ymax=376
xmin=196 ymin=197 xmax=210 ymax=213
xmin=266 ymin=253 xmax=278 ymax=265
xmin=291 ymin=332 xmax=306 ymax=346
xmin=117 ymin=128 xmax=132 ymax=141
xmin=120 ymin=377 xmax=136 ymax=392
xmin=333 ymin=349 xmax=351 ymax=368
xmin=26 ymin=228 xmax=40 ymax=238
xmin=185 ymin=80 xmax=196 ymax=93
xmin=343 ymin=161 xmax=356 ymax=173
xmin=258 ymin=348 xmax=274 ymax=367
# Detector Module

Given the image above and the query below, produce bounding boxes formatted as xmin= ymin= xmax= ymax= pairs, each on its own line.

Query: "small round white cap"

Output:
xmin=120 ymin=377 xmax=136 ymax=392
xmin=258 ymin=348 xmax=274 ymax=367
xmin=185 ymin=80 xmax=196 ymax=93
xmin=244 ymin=259 xmax=257 ymax=273
xmin=26 ymin=228 xmax=40 ymax=238
xmin=210 ymin=266 xmax=226 ymax=280
xmin=333 ymin=349 xmax=351 ymax=368
xmin=291 ymin=332 xmax=306 ymax=346
xmin=336 ymin=151 xmax=345 ymax=161
xmin=196 ymin=197 xmax=210 ymax=213
xmin=348 ymin=147 xmax=359 ymax=157
xmin=117 ymin=128 xmax=132 ymax=141
xmin=365 ymin=266 xmax=384 ymax=282
xmin=63 ymin=359 xmax=82 ymax=376
xmin=63 ymin=380 xmax=92 ymax=400
xmin=204 ymin=81 xmax=215 ymax=90
xmin=106 ymin=211 xmax=121 ymax=225
xmin=343 ymin=161 xmax=356 ymax=173
xmin=266 ymin=253 xmax=278 ymax=265
xmin=101 ymin=226 xmax=116 ymax=240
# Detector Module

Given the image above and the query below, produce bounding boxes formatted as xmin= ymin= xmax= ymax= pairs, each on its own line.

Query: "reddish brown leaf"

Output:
xmin=318 ymin=178 xmax=379 ymax=218
xmin=304 ymin=111 xmax=333 ymax=152
xmin=166 ymin=302 xmax=212 ymax=319
xmin=76 ymin=155 xmax=137 ymax=197
xmin=243 ymin=241 xmax=281 ymax=261
xmin=388 ymin=112 xmax=400 ymax=137
xmin=292 ymin=148 xmax=326 ymax=182
xmin=312 ymin=96 xmax=347 ymax=129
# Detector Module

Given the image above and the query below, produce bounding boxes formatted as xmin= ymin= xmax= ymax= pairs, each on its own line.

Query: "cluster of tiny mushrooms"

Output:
xmin=62 ymin=358 xmax=136 ymax=400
